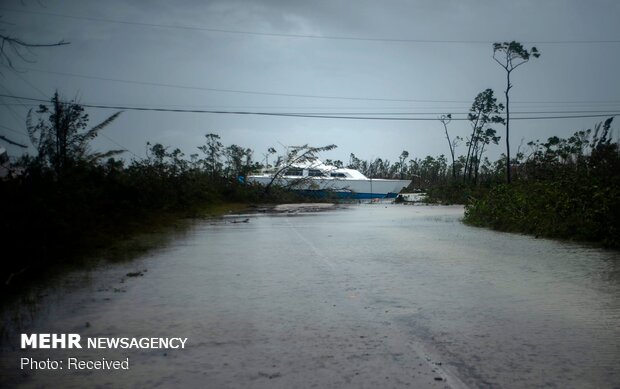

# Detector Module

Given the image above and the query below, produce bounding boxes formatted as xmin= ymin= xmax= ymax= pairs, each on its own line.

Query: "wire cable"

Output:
xmin=22 ymin=68 xmax=473 ymax=103
xmin=2 ymin=7 xmax=619 ymax=45
xmin=21 ymin=67 xmax=620 ymax=106
xmin=1 ymin=93 xmax=616 ymax=121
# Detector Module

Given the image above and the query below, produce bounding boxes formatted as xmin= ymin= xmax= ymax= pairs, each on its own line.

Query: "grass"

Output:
xmin=0 ymin=200 xmax=256 ymax=304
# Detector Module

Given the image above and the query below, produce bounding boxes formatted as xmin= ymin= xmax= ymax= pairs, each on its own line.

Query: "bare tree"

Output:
xmin=439 ymin=114 xmax=460 ymax=179
xmin=0 ymin=33 xmax=68 ymax=71
xmin=262 ymin=147 xmax=277 ymax=169
xmin=0 ymin=13 xmax=69 ymax=148
xmin=493 ymin=41 xmax=540 ymax=183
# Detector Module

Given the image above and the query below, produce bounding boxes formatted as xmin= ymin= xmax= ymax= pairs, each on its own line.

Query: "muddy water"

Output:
xmin=1 ymin=204 xmax=619 ymax=388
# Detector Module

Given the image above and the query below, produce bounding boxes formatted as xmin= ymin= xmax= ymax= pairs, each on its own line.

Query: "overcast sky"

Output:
xmin=1 ymin=0 xmax=619 ymax=166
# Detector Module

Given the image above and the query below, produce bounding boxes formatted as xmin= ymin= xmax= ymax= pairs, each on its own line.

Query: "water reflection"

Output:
xmin=1 ymin=204 xmax=618 ymax=388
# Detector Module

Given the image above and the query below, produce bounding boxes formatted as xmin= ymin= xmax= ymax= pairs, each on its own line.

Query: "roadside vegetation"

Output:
xmin=417 ymin=117 xmax=619 ymax=249
xmin=0 ymin=94 xmax=310 ymax=291
xmin=464 ymin=118 xmax=619 ymax=248
xmin=412 ymin=41 xmax=618 ymax=249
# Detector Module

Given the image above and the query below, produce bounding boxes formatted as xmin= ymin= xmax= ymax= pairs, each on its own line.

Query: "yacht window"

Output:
xmin=284 ymin=168 xmax=303 ymax=176
xmin=308 ymin=169 xmax=325 ymax=177
xmin=330 ymin=172 xmax=347 ymax=178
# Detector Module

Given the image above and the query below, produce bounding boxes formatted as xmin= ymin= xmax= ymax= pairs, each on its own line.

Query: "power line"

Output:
xmin=3 ymin=100 xmax=616 ymax=116
xmin=0 ymin=123 xmax=28 ymax=136
xmin=2 ymin=7 xmax=619 ymax=45
xmin=4 ymin=97 xmax=619 ymax=112
xmin=4 ymin=101 xmax=620 ymax=111
xmin=1 ymin=73 xmax=142 ymax=157
xmin=10 ymin=67 xmax=50 ymax=98
xmin=23 ymin=68 xmax=472 ymax=103
xmin=3 ymin=93 xmax=617 ymax=121
xmin=0 ymin=92 xmax=27 ymax=128
xmin=21 ymin=102 xmax=619 ymax=115
xmin=21 ymin=67 xmax=620 ymax=106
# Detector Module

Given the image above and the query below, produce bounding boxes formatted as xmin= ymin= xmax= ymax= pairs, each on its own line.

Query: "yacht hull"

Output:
xmin=248 ymin=176 xmax=411 ymax=199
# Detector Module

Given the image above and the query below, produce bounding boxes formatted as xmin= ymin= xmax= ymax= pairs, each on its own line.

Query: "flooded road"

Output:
xmin=2 ymin=204 xmax=619 ymax=388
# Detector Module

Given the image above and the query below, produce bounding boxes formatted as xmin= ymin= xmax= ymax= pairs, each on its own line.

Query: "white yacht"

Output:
xmin=247 ymin=159 xmax=411 ymax=199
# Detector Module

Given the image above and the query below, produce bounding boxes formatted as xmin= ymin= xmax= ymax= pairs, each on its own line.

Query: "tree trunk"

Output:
xmin=505 ymin=71 xmax=512 ymax=184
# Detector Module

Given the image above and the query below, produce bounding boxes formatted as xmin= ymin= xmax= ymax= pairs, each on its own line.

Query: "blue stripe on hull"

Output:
xmin=348 ymin=192 xmax=399 ymax=199
xmin=296 ymin=190 xmax=398 ymax=200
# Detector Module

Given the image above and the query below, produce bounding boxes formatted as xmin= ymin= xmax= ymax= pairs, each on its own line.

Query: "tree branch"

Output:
xmin=492 ymin=55 xmax=507 ymax=71
xmin=0 ymin=34 xmax=69 ymax=70
xmin=0 ymin=134 xmax=27 ymax=148
xmin=0 ymin=34 xmax=69 ymax=48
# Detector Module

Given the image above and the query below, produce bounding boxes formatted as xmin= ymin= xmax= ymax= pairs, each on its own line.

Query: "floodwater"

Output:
xmin=1 ymin=204 xmax=619 ymax=388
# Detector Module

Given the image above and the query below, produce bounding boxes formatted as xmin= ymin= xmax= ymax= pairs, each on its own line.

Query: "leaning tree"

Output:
xmin=493 ymin=41 xmax=540 ymax=183
xmin=26 ymin=92 xmax=123 ymax=175
xmin=263 ymin=143 xmax=337 ymax=194
xmin=438 ymin=114 xmax=461 ymax=180
xmin=464 ymin=89 xmax=504 ymax=183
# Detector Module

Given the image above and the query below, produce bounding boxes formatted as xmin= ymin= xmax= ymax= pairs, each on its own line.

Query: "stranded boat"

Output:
xmin=247 ymin=159 xmax=411 ymax=199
